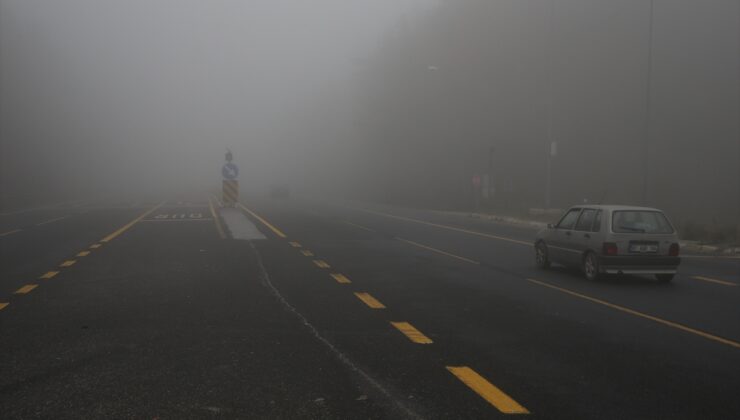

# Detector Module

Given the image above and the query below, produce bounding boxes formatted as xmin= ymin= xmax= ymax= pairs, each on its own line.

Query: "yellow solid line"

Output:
xmin=289 ymin=241 xmax=302 ymax=248
xmin=528 ymin=278 xmax=740 ymax=349
xmin=396 ymin=237 xmax=480 ymax=265
xmin=237 ymin=203 xmax=287 ymax=238
xmin=77 ymin=251 xmax=90 ymax=257
xmin=0 ymin=229 xmax=22 ymax=237
xmin=15 ymin=284 xmax=38 ymax=294
xmin=39 ymin=271 xmax=59 ymax=279
xmin=313 ymin=260 xmax=330 ymax=268
xmin=692 ymin=276 xmax=737 ymax=287
xmin=446 ymin=366 xmax=529 ymax=414
xmin=301 ymin=250 xmax=315 ymax=257
xmin=330 ymin=273 xmax=352 ymax=284
xmin=355 ymin=208 xmax=531 ymax=246
xmin=342 ymin=221 xmax=375 ymax=232
xmin=391 ymin=321 xmax=433 ymax=344
xmin=0 ymin=302 xmax=8 ymax=311
xmin=354 ymin=292 xmax=386 ymax=309
xmin=101 ymin=202 xmax=164 ymax=242
xmin=60 ymin=260 xmax=76 ymax=268
xmin=208 ymin=198 xmax=226 ymax=239
xmin=90 ymin=244 xmax=102 ymax=249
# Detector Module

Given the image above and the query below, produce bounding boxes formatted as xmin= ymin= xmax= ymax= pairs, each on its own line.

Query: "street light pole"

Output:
xmin=488 ymin=146 xmax=494 ymax=205
xmin=546 ymin=148 xmax=552 ymax=209
xmin=546 ymin=141 xmax=556 ymax=209
xmin=544 ymin=0 xmax=555 ymax=210
xmin=641 ymin=0 xmax=655 ymax=206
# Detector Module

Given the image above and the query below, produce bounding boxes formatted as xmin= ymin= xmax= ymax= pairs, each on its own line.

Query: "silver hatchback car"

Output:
xmin=534 ymin=205 xmax=681 ymax=282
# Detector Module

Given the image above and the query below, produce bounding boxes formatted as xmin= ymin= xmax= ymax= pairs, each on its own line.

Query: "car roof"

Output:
xmin=566 ymin=204 xmax=664 ymax=212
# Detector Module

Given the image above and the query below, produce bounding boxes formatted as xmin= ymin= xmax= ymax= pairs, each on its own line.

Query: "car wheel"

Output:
xmin=656 ymin=274 xmax=674 ymax=283
xmin=583 ymin=252 xmax=600 ymax=281
xmin=535 ymin=242 xmax=551 ymax=269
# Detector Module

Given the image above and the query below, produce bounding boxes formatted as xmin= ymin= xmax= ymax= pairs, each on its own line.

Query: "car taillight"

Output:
xmin=602 ymin=242 xmax=618 ymax=256
xmin=669 ymin=243 xmax=680 ymax=256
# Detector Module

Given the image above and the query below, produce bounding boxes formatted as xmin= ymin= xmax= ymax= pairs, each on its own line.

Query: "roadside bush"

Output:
xmin=680 ymin=220 xmax=738 ymax=244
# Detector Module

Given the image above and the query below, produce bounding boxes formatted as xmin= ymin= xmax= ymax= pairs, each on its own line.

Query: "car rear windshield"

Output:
xmin=611 ymin=211 xmax=674 ymax=234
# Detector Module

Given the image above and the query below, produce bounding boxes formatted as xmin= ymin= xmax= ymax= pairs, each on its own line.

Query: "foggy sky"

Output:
xmin=1 ymin=0 xmax=738 ymax=228
xmin=1 ymin=0 xmax=434 ymax=198
xmin=347 ymin=0 xmax=739 ymax=225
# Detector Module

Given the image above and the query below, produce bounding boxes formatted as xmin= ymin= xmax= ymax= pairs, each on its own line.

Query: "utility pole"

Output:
xmin=641 ymin=0 xmax=655 ymax=206
xmin=488 ymin=146 xmax=495 ymax=206
xmin=544 ymin=0 xmax=555 ymax=209
xmin=546 ymin=141 xmax=556 ymax=209
xmin=545 ymin=150 xmax=552 ymax=209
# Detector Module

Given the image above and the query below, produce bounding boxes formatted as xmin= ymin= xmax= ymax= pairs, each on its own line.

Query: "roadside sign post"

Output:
xmin=222 ymin=153 xmax=239 ymax=207
xmin=472 ymin=175 xmax=481 ymax=212
xmin=545 ymin=141 xmax=557 ymax=209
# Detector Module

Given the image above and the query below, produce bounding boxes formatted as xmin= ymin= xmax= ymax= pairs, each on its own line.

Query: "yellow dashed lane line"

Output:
xmin=1 ymin=202 xmax=168 ymax=317
xmin=313 ymin=260 xmax=330 ymax=269
xmin=354 ymin=292 xmax=386 ymax=309
xmin=14 ymin=284 xmax=38 ymax=294
xmin=39 ymin=271 xmax=59 ymax=280
xmin=278 ymin=220 xmax=531 ymax=414
xmin=330 ymin=273 xmax=352 ymax=284
xmin=391 ymin=321 xmax=433 ymax=344
xmin=447 ymin=366 xmax=529 ymax=414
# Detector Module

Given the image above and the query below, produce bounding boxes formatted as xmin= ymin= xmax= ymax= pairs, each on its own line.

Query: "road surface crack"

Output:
xmin=247 ymin=242 xmax=424 ymax=420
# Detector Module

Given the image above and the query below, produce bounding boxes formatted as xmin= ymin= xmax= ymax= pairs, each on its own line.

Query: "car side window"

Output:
xmin=591 ymin=210 xmax=602 ymax=232
xmin=556 ymin=208 xmax=581 ymax=230
xmin=575 ymin=209 xmax=597 ymax=231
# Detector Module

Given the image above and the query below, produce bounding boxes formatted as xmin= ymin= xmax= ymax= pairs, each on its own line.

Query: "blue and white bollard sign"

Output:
xmin=222 ymin=162 xmax=239 ymax=180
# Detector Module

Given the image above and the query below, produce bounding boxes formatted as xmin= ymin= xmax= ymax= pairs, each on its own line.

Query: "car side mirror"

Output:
xmin=547 ymin=223 xmax=554 ymax=229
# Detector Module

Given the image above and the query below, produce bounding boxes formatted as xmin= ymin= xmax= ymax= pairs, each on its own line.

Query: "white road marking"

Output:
xmin=219 ymin=207 xmax=267 ymax=240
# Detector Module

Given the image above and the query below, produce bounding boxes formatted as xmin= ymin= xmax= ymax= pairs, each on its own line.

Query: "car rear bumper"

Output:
xmin=599 ymin=256 xmax=681 ymax=275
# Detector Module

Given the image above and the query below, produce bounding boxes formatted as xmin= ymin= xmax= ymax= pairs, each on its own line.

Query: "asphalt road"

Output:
xmin=1 ymin=195 xmax=738 ymax=419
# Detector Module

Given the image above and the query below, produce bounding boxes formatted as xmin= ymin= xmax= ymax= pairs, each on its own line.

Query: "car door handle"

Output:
xmin=565 ymin=231 xmax=571 ymax=236
xmin=584 ymin=233 xmax=591 ymax=239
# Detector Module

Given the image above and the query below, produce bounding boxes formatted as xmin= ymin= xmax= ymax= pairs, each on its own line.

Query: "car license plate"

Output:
xmin=630 ymin=244 xmax=657 ymax=253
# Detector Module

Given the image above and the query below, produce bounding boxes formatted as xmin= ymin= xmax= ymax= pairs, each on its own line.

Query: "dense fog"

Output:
xmin=0 ymin=0 xmax=432 ymax=198
xmin=1 ymin=0 xmax=738 ymax=237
